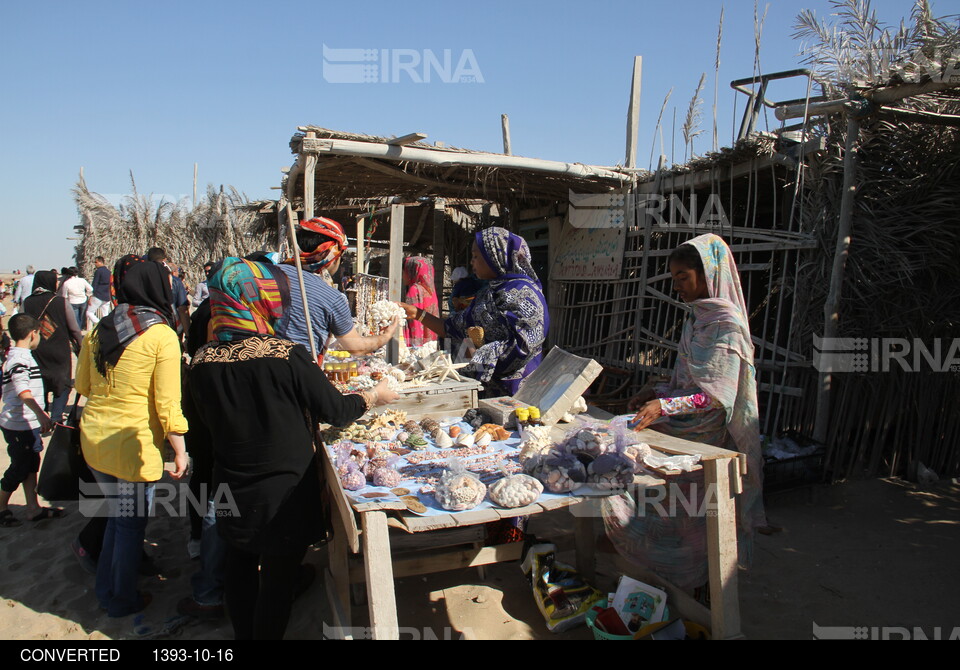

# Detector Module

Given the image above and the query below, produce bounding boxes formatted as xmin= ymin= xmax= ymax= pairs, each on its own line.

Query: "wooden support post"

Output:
xmin=546 ymin=212 xmax=563 ymax=349
xmin=304 ymin=131 xmax=317 ymax=221
xmin=501 ymin=114 xmax=512 ymax=155
xmin=704 ymin=457 xmax=742 ymax=639
xmin=356 ymin=215 xmax=365 ymax=275
xmin=573 ymin=506 xmax=597 ymax=585
xmin=625 ymin=56 xmax=642 ymax=168
xmin=814 ymin=113 xmax=859 ymax=445
xmin=361 ymin=511 xmax=399 ymax=640
xmin=387 ymin=204 xmax=405 ymax=364
xmin=432 ymin=198 xmax=446 ymax=315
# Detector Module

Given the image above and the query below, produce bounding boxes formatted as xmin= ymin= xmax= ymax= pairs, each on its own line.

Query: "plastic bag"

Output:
xmin=434 ymin=457 xmax=486 ymax=511
xmin=521 ymin=543 xmax=603 ymax=633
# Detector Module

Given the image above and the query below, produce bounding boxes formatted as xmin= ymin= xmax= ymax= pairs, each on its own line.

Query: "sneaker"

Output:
xmin=177 ymin=596 xmax=224 ymax=620
xmin=70 ymin=538 xmax=97 ymax=575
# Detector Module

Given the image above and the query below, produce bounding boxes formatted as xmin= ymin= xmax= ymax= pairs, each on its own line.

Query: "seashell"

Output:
xmin=405 ymin=434 xmax=429 ymax=450
xmin=370 ymin=300 xmax=406 ymax=329
xmin=420 ymin=418 xmax=440 ymax=436
xmin=403 ymin=420 xmax=423 ymax=435
xmin=455 ymin=432 xmax=475 ymax=448
xmin=397 ymin=431 xmax=409 ymax=443
xmin=587 ymin=453 xmax=635 ymax=491
xmin=341 ymin=468 xmax=366 ymax=491
xmin=372 ymin=467 xmax=403 ymax=489
xmin=434 ymin=431 xmax=454 ymax=448
xmin=489 ymin=474 xmax=543 ymax=508
xmin=448 ymin=425 xmax=461 ymax=439
xmin=474 ymin=432 xmax=492 ymax=447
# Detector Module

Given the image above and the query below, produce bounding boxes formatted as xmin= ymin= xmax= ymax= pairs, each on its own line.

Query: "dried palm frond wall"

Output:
xmin=73 ymin=174 xmax=276 ymax=287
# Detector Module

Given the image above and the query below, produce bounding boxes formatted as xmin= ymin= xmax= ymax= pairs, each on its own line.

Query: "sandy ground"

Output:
xmin=1 ymin=277 xmax=958 ymax=640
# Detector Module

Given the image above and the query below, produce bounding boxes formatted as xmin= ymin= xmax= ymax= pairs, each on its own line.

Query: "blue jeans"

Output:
xmin=90 ymin=468 xmax=155 ymax=617
xmin=72 ymin=303 xmax=86 ymax=330
xmin=191 ymin=499 xmax=225 ymax=606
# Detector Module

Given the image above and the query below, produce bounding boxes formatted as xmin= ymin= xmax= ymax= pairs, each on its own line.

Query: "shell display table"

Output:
xmin=319 ymin=415 xmax=745 ymax=640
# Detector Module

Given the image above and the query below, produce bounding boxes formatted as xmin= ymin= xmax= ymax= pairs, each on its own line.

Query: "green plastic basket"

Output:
xmin=585 ymin=598 xmax=670 ymax=640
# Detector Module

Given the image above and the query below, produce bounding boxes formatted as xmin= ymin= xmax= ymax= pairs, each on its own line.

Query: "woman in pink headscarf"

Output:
xmin=402 ymin=257 xmax=439 ymax=348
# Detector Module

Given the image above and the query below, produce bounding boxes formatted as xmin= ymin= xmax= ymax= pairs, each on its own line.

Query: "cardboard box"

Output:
xmin=486 ymin=347 xmax=603 ymax=426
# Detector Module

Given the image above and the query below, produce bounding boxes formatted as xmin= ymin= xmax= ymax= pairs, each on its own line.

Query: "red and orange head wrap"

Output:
xmin=287 ymin=216 xmax=348 ymax=274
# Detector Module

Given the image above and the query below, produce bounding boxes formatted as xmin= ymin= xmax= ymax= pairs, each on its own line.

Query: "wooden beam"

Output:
xmin=625 ymin=56 xmax=642 ymax=168
xmin=432 ymin=199 xmax=446 ymax=315
xmin=501 ymin=114 xmax=512 ymax=155
xmin=704 ymin=457 xmax=742 ymax=639
xmin=388 ymin=204 xmax=404 ymax=364
xmin=304 ymin=131 xmax=317 ymax=221
xmin=815 ymin=114 xmax=859 ymax=445
xmin=351 ymin=156 xmax=472 ymax=193
xmin=361 ymin=511 xmax=399 ymax=639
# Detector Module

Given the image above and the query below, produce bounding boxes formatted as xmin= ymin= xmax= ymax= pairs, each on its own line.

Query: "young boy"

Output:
xmin=0 ymin=314 xmax=63 ymax=526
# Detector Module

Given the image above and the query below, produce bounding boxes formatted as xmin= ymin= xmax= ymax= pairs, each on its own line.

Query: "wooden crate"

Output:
xmin=366 ymin=377 xmax=482 ymax=419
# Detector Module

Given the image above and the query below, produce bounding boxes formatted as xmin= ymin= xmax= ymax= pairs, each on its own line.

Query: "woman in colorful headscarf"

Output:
xmin=399 ymin=227 xmax=549 ymax=396
xmin=76 ymin=258 xmax=188 ymax=617
xmin=187 ymin=257 xmax=397 ymax=640
xmin=602 ymin=234 xmax=770 ymax=594
xmin=402 ymin=256 xmax=439 ymax=348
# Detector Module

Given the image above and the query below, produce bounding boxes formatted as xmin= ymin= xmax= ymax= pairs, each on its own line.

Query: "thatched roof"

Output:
xmin=284 ymin=126 xmax=642 ymax=209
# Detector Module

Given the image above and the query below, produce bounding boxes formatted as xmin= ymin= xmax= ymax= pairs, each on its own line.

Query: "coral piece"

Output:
xmin=434 ymin=464 xmax=487 ymax=511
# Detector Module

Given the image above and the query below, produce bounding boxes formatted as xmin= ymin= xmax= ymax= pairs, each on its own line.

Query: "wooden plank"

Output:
xmin=348 ymin=543 xmax=525 ymax=581
xmin=450 ymin=508 xmax=503 ymax=526
xmin=361 ymin=511 xmax=400 ymax=639
xmin=535 ymin=495 xmax=578 ymax=511
xmin=388 ymin=132 xmax=428 ymax=146
xmin=388 ymin=524 xmax=485 ymax=551
xmin=635 ymin=429 xmax=738 ymax=461
xmin=351 ymin=500 xmax=408 ymax=513
xmin=396 ymin=511 xmax=461 ymax=533
xmin=319 ymin=442 xmax=361 ymax=553
xmin=703 ymin=457 xmax=742 ymax=639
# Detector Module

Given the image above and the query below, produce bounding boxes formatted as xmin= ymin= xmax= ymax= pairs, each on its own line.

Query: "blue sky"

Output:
xmin=0 ymin=0 xmax=940 ymax=272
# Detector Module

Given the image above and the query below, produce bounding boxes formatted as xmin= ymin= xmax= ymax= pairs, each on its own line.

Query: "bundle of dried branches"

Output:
xmin=73 ymin=174 xmax=276 ymax=286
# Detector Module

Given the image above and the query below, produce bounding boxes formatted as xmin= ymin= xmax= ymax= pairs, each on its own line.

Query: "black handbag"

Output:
xmin=36 ymin=401 xmax=94 ymax=501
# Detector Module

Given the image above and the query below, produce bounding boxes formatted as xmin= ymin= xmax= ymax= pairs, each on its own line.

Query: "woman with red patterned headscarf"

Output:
xmin=402 ymin=257 xmax=439 ymax=348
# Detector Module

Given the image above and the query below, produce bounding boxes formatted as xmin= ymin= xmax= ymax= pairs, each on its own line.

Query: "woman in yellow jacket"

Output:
xmin=76 ymin=256 xmax=188 ymax=617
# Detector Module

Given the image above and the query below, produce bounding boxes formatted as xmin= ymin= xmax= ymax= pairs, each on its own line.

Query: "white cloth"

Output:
xmin=59 ymin=276 xmax=93 ymax=306
xmin=86 ymin=296 xmax=112 ymax=327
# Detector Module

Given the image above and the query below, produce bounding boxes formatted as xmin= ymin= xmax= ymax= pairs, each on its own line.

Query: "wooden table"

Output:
xmin=319 ymin=419 xmax=746 ymax=640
